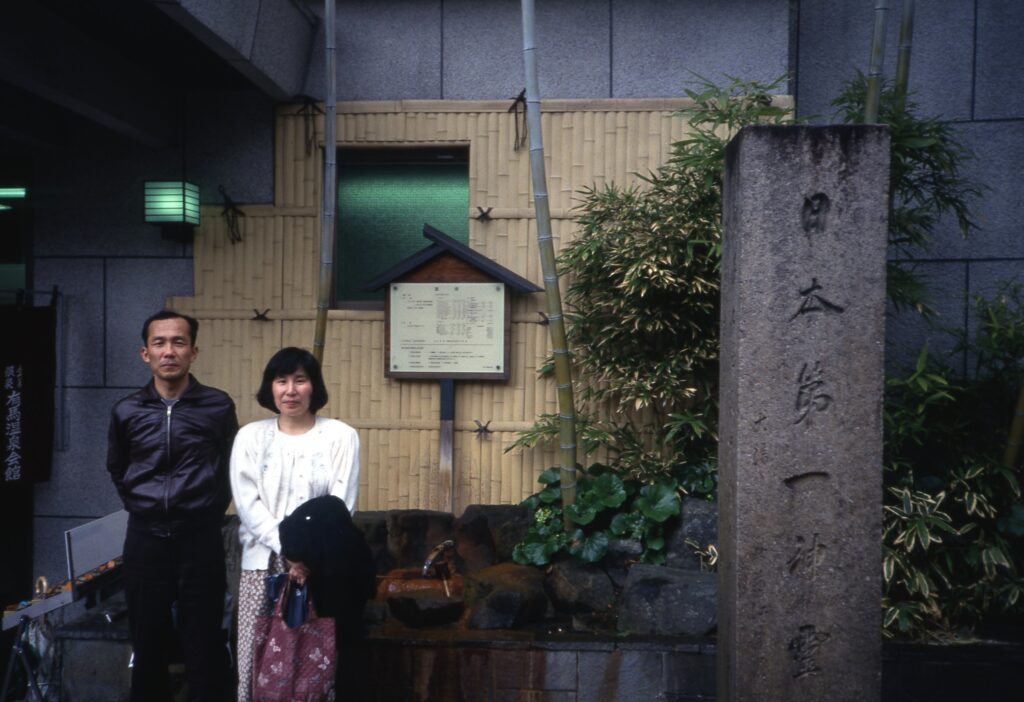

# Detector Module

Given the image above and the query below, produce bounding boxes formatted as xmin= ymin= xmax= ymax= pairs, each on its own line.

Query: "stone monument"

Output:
xmin=717 ymin=125 xmax=890 ymax=701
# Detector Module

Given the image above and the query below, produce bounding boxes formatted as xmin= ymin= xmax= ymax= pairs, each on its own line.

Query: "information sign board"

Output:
xmin=387 ymin=282 xmax=508 ymax=379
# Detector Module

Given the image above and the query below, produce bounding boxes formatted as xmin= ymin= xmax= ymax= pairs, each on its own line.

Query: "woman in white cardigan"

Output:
xmin=229 ymin=347 xmax=359 ymax=702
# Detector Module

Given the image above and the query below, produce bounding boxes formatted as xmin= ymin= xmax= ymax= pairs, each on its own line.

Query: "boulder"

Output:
xmin=603 ymin=538 xmax=643 ymax=589
xmin=464 ymin=563 xmax=548 ymax=629
xmin=665 ymin=498 xmax=718 ymax=571
xmin=385 ymin=510 xmax=455 ymax=569
xmin=545 ymin=560 xmax=615 ymax=614
xmin=353 ymin=510 xmax=395 ymax=575
xmin=617 ymin=565 xmax=716 ymax=637
xmin=468 ymin=590 xmax=530 ymax=630
xmin=453 ymin=504 xmax=530 ymax=572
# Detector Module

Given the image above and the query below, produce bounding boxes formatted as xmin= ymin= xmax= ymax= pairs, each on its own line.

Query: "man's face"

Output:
xmin=141 ymin=317 xmax=197 ymax=383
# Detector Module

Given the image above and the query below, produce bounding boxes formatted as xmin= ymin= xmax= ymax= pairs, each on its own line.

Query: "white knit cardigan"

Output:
xmin=230 ymin=416 xmax=360 ymax=570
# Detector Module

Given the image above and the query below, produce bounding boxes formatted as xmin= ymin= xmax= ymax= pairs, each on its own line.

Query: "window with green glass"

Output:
xmin=335 ymin=147 xmax=469 ymax=304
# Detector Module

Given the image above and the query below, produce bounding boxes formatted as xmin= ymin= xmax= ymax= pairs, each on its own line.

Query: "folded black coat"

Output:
xmin=279 ymin=495 xmax=377 ymax=644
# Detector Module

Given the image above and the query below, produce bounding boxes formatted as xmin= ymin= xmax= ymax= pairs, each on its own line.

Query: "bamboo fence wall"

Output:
xmin=168 ymin=98 xmax=718 ymax=514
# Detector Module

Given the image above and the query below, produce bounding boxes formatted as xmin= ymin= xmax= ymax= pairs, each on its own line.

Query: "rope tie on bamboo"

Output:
xmin=555 ymin=383 xmax=571 ymax=391
xmin=293 ymin=98 xmax=324 ymax=156
xmin=218 ymin=185 xmax=244 ymax=244
xmin=547 ymin=313 xmax=563 ymax=323
xmin=543 ymin=275 xmax=559 ymax=285
xmin=508 ymin=89 xmax=527 ymax=151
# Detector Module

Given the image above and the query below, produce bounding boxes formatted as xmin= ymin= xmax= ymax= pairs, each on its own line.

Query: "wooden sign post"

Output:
xmin=364 ymin=225 xmax=541 ymax=513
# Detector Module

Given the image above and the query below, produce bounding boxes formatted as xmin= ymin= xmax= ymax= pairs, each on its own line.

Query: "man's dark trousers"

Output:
xmin=123 ymin=521 xmax=229 ymax=702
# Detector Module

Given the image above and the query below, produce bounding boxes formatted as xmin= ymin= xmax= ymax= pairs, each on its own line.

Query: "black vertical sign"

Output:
xmin=1 ymin=305 xmax=56 ymax=485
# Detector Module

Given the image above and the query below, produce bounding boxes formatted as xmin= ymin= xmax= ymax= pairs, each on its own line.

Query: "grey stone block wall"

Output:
xmin=884 ymin=261 xmax=967 ymax=375
xmin=798 ymin=1 xmax=1024 ymax=382
xmin=327 ymin=1 xmax=444 ymax=101
xmin=33 ymin=259 xmax=105 ymax=387
xmin=796 ymin=0 xmax=975 ymax=121
xmin=305 ymin=0 xmax=792 ymax=101
xmin=105 ymin=258 xmax=195 ymax=388
xmin=612 ymin=0 xmax=790 ymax=98
xmin=975 ymin=0 xmax=1024 ymax=121
xmin=187 ymin=89 xmax=275 ymax=205
xmin=33 ymin=389 xmax=128 ymax=520
xmin=31 ymin=125 xmax=184 ymax=259
xmin=443 ymin=0 xmax=611 ymax=100
xmin=923 ymin=121 xmax=1024 ymax=261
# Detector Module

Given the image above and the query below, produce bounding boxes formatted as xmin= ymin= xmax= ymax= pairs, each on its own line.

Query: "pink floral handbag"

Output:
xmin=252 ymin=580 xmax=336 ymax=702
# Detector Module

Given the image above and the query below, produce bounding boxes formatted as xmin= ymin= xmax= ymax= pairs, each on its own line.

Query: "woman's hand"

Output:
xmin=285 ymin=559 xmax=311 ymax=585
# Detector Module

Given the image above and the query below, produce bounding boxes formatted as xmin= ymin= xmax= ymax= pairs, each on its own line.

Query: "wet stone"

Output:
xmin=469 ymin=590 xmax=530 ymax=630
xmin=617 ymin=565 xmax=716 ymax=637
xmin=354 ymin=510 xmax=395 ymax=575
xmin=465 ymin=562 xmax=549 ymax=629
xmin=386 ymin=589 xmax=464 ymax=628
xmin=666 ymin=498 xmax=718 ymax=571
xmin=545 ymin=560 xmax=615 ymax=614
xmin=454 ymin=503 xmax=530 ymax=572
xmin=604 ymin=538 xmax=643 ymax=589
xmin=386 ymin=509 xmax=454 ymax=569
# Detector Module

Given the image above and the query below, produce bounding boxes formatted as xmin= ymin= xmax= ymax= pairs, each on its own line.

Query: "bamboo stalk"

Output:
xmin=893 ymin=0 xmax=916 ymax=113
xmin=313 ymin=0 xmax=337 ymax=363
xmin=1004 ymin=386 xmax=1024 ymax=470
xmin=521 ymin=0 xmax=578 ymax=522
xmin=864 ymin=0 xmax=890 ymax=123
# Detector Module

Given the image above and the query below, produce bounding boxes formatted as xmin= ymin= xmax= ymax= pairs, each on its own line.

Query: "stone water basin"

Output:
xmin=376 ymin=567 xmax=466 ymax=627
xmin=375 ymin=567 xmax=464 ymax=600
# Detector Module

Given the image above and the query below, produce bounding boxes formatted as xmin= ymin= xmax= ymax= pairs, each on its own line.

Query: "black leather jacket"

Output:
xmin=107 ymin=375 xmax=238 ymax=535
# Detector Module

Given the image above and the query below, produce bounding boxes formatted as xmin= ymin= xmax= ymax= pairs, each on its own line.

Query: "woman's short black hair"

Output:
xmin=256 ymin=347 xmax=329 ymax=414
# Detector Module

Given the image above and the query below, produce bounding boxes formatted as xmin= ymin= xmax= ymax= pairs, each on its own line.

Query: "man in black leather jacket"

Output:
xmin=107 ymin=310 xmax=238 ymax=702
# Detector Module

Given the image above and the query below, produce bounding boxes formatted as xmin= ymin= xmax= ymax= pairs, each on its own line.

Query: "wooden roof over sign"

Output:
xmin=362 ymin=224 xmax=542 ymax=294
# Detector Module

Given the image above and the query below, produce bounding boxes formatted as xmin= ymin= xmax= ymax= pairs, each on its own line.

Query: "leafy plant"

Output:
xmin=513 ymin=465 xmax=681 ymax=566
xmin=510 ymin=75 xmax=792 ymax=489
xmin=881 ymin=288 xmax=1024 ymax=639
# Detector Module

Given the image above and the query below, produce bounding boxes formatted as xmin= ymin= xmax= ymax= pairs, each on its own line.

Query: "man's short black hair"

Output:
xmin=141 ymin=310 xmax=199 ymax=345
xmin=256 ymin=347 xmax=329 ymax=414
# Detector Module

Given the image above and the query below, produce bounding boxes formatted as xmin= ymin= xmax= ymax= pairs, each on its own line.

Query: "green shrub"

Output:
xmin=511 ymin=76 xmax=790 ymax=566
xmin=882 ymin=286 xmax=1024 ymax=639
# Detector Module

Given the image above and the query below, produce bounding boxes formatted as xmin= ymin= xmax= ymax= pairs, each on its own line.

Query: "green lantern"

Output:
xmin=0 ymin=187 xmax=26 ymax=210
xmin=144 ymin=181 xmax=199 ymax=225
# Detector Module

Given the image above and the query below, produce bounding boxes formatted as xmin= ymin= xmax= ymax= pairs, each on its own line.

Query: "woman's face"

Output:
xmin=272 ymin=368 xmax=314 ymax=418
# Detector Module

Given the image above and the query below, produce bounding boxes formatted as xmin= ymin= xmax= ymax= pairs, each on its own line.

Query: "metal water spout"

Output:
xmin=421 ymin=539 xmax=455 ymax=597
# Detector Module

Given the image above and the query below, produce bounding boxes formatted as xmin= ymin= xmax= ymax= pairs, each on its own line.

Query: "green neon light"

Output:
xmin=0 ymin=204 xmax=11 ymax=211
xmin=0 ymin=188 xmax=27 ymax=199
